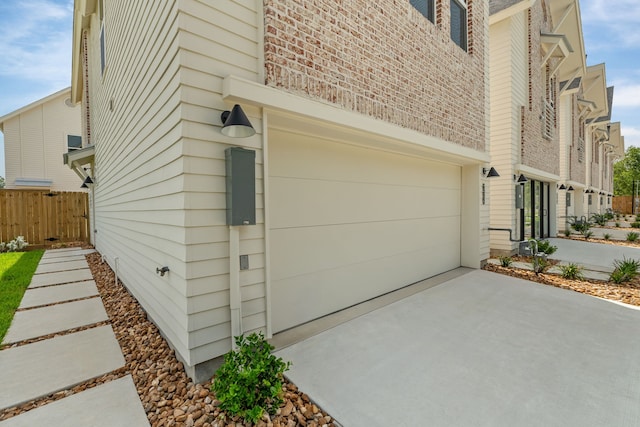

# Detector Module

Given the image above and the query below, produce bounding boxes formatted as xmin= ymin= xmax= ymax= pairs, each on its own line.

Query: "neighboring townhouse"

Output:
xmin=69 ymin=0 xmax=490 ymax=381
xmin=488 ymin=0 xmax=622 ymax=252
xmin=0 ymin=88 xmax=85 ymax=191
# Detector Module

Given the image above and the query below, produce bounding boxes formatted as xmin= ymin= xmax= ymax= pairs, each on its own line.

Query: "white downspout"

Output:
xmin=229 ymin=226 xmax=242 ymax=349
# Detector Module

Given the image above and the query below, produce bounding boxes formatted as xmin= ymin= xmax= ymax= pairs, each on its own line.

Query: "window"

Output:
xmin=98 ymin=0 xmax=106 ymax=75
xmin=67 ymin=135 xmax=82 ymax=151
xmin=410 ymin=0 xmax=434 ymax=23
xmin=100 ymin=24 xmax=106 ymax=75
xmin=450 ymin=0 xmax=467 ymax=50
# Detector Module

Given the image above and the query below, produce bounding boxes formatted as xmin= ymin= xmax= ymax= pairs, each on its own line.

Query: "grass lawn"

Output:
xmin=0 ymin=250 xmax=44 ymax=344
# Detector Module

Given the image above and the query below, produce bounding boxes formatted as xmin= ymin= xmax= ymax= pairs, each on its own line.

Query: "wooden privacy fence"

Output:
xmin=612 ymin=196 xmax=635 ymax=215
xmin=0 ymin=190 xmax=90 ymax=248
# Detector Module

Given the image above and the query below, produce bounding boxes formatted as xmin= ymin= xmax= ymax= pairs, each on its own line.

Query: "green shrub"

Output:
xmin=570 ymin=218 xmax=592 ymax=238
xmin=609 ymin=257 xmax=640 ymax=284
xmin=212 ymin=333 xmax=290 ymax=424
xmin=631 ymin=222 xmax=640 ymax=229
xmin=583 ymin=230 xmax=594 ymax=239
xmin=560 ymin=263 xmax=584 ymax=280
xmin=499 ymin=256 xmax=513 ymax=267
xmin=590 ymin=213 xmax=607 ymax=226
xmin=615 ymin=222 xmax=620 ymax=228
xmin=603 ymin=233 xmax=612 ymax=240
xmin=627 ymin=232 xmax=640 ymax=242
xmin=535 ymin=239 xmax=557 ymax=255
xmin=610 ymin=269 xmax=629 ymax=284
xmin=563 ymin=228 xmax=572 ymax=237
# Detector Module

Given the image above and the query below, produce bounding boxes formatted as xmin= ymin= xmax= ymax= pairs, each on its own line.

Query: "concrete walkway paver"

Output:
xmin=0 ymin=376 xmax=148 ymax=427
xmin=0 ymin=326 xmax=125 ymax=411
xmin=0 ymin=248 xmax=149 ymax=426
xmin=37 ymin=255 xmax=86 ymax=265
xmin=28 ymin=269 xmax=93 ymax=288
xmin=276 ymin=269 xmax=640 ymax=427
xmin=4 ymin=298 xmax=108 ymax=344
xmin=18 ymin=281 xmax=99 ymax=309
xmin=35 ymin=260 xmax=89 ymax=274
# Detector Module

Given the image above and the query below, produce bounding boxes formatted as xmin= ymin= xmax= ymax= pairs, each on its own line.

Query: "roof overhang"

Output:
xmin=549 ymin=0 xmax=586 ymax=82
xmin=71 ymin=0 xmax=97 ymax=104
xmin=0 ymin=88 xmax=71 ymax=132
xmin=606 ymin=122 xmax=625 ymax=158
xmin=489 ymin=0 xmax=535 ymax=25
xmin=63 ymin=145 xmax=95 ymax=180
xmin=540 ymin=33 xmax=574 ymax=75
xmin=582 ymin=64 xmax=608 ymax=121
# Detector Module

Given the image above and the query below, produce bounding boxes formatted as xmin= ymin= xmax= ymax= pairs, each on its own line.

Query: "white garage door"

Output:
xmin=269 ymin=130 xmax=461 ymax=332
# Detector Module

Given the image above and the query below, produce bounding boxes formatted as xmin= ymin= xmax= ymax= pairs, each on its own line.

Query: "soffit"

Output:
xmin=549 ymin=0 xmax=586 ymax=82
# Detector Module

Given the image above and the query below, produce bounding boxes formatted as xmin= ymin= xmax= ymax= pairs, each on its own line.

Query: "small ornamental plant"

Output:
xmin=627 ymin=232 xmax=640 ymax=242
xmin=499 ymin=256 xmax=513 ymax=267
xmin=560 ymin=263 xmax=584 ymax=280
xmin=609 ymin=257 xmax=640 ymax=284
xmin=535 ymin=239 xmax=557 ymax=255
xmin=603 ymin=233 xmax=612 ymax=240
xmin=212 ymin=332 xmax=291 ymax=424
xmin=0 ymin=236 xmax=29 ymax=253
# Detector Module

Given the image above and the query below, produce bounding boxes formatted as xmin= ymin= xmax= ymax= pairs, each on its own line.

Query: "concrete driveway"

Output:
xmin=549 ymin=237 xmax=640 ymax=271
xmin=275 ymin=269 xmax=640 ymax=426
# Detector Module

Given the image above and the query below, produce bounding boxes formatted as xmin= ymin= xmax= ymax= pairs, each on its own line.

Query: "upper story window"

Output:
xmin=410 ymin=0 xmax=434 ymax=23
xmin=98 ymin=0 xmax=106 ymax=75
xmin=67 ymin=135 xmax=82 ymax=152
xmin=450 ymin=0 xmax=467 ymax=50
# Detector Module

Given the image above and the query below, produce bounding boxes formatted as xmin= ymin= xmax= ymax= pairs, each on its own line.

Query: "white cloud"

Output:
xmin=582 ymin=1 xmax=640 ymax=49
xmin=612 ymin=83 xmax=640 ymax=108
xmin=0 ymin=1 xmax=73 ymax=88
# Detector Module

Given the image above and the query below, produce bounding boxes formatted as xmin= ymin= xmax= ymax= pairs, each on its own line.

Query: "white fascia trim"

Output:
xmin=516 ymin=164 xmax=560 ymax=182
xmin=222 ymin=75 xmax=489 ymax=165
xmin=489 ymin=0 xmax=535 ymax=25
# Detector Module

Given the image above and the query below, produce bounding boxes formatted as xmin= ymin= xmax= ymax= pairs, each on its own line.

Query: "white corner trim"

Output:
xmin=222 ymin=75 xmax=489 ymax=165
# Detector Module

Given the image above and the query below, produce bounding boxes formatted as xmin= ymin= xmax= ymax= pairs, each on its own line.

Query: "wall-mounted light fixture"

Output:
xmin=558 ymin=183 xmax=567 ymax=190
xmin=221 ymin=104 xmax=256 ymax=138
xmin=482 ymin=167 xmax=500 ymax=178
xmin=517 ymin=174 xmax=528 ymax=184
xmin=80 ymin=176 xmax=94 ymax=189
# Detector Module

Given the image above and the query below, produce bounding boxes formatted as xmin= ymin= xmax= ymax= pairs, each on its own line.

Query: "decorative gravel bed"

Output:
xmin=0 ymin=250 xmax=336 ymax=427
xmin=484 ymin=262 xmax=640 ymax=307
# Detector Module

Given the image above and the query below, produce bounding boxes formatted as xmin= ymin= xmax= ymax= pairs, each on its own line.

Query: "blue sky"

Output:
xmin=0 ymin=0 xmax=639 ymax=179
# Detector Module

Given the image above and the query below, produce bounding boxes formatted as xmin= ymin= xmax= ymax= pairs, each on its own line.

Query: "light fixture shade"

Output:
xmin=81 ymin=176 xmax=93 ymax=188
xmin=517 ymin=174 xmax=528 ymax=183
xmin=559 ymin=184 xmax=567 ymax=190
xmin=221 ymin=104 xmax=256 ymax=138
xmin=484 ymin=167 xmax=500 ymax=178
xmin=568 ymin=186 xmax=574 ymax=191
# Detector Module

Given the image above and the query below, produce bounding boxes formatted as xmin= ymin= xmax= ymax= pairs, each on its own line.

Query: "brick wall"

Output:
xmin=519 ymin=1 xmax=560 ymax=176
xmin=264 ymin=0 xmax=487 ymax=151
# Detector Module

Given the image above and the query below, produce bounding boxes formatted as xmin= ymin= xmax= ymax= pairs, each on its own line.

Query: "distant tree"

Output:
xmin=614 ymin=147 xmax=640 ymax=196
xmin=0 ymin=176 xmax=4 ymax=189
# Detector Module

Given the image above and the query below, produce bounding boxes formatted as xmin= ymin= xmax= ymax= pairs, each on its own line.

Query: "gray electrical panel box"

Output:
xmin=515 ymin=185 xmax=524 ymax=209
xmin=225 ymin=147 xmax=256 ymax=226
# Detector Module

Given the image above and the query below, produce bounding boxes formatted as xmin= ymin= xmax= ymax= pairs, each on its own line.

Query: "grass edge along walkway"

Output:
xmin=0 ymin=250 xmax=44 ymax=344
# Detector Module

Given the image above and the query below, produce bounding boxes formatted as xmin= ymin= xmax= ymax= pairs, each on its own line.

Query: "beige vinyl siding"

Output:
xmin=2 ymin=118 xmax=22 ymax=187
xmin=489 ymin=13 xmax=527 ymax=251
xmin=2 ymin=91 xmax=82 ymax=190
xmin=87 ymin=0 xmax=264 ymax=368
xmin=176 ymin=0 xmax=264 ymax=365
xmin=85 ymin=0 xmax=194 ymax=361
